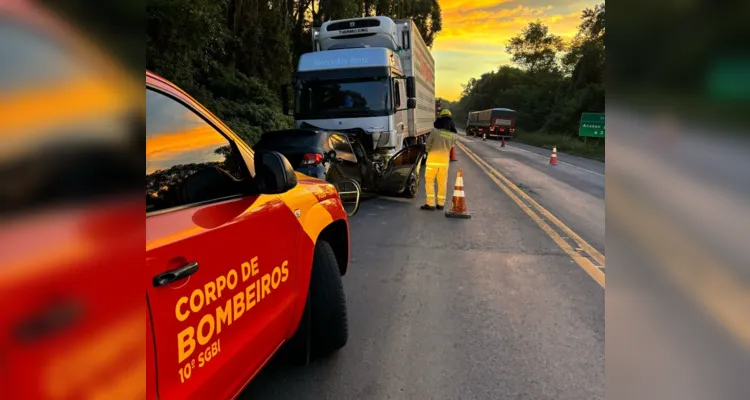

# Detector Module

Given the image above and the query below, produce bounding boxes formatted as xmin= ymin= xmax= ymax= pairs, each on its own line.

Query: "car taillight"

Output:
xmin=301 ymin=153 xmax=323 ymax=165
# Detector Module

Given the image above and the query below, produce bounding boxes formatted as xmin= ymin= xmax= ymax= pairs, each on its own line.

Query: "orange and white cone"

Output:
xmin=549 ymin=145 xmax=558 ymax=165
xmin=446 ymin=168 xmax=471 ymax=219
xmin=450 ymin=146 xmax=458 ymax=161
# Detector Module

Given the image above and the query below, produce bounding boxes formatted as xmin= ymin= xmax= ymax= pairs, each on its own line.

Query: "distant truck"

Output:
xmin=466 ymin=108 xmax=517 ymax=139
xmin=284 ymin=16 xmax=435 ymax=160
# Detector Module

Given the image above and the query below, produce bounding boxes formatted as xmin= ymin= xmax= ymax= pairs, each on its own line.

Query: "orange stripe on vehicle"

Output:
xmin=298 ymin=203 xmax=335 ymax=243
xmin=280 ymin=184 xmax=336 ymax=243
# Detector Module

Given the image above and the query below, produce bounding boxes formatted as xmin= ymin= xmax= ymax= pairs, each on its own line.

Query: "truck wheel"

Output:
xmin=310 ymin=240 xmax=348 ymax=357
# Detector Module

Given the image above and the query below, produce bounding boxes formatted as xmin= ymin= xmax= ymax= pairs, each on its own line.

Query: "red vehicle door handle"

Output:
xmin=153 ymin=261 xmax=199 ymax=287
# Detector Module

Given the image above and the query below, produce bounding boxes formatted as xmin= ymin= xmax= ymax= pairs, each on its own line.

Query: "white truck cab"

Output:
xmin=291 ymin=47 xmax=415 ymax=159
xmin=283 ymin=16 xmax=434 ymax=160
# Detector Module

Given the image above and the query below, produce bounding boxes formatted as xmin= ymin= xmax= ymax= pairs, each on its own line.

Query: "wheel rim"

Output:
xmin=409 ymin=173 xmax=418 ymax=194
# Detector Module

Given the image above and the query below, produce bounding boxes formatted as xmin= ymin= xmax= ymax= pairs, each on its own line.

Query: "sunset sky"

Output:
xmin=433 ymin=0 xmax=601 ymax=101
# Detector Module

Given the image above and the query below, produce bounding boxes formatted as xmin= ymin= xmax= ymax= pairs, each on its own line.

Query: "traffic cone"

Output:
xmin=482 ymin=133 xmax=487 ymax=141
xmin=501 ymin=136 xmax=506 ymax=147
xmin=446 ymin=168 xmax=471 ymax=219
xmin=450 ymin=146 xmax=457 ymax=161
xmin=549 ymin=145 xmax=558 ymax=165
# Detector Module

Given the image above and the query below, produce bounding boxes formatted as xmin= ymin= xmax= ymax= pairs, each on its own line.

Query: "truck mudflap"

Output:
xmin=377 ymin=144 xmax=426 ymax=196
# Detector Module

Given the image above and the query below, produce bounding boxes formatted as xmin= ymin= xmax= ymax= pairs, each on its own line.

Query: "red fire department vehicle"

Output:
xmin=146 ymin=71 xmax=356 ymax=399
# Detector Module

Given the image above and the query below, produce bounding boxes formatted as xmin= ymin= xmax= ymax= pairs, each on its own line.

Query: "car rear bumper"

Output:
xmin=476 ymin=128 xmax=514 ymax=137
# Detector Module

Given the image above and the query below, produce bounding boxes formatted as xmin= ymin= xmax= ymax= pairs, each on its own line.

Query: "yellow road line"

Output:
xmin=608 ymin=183 xmax=750 ymax=349
xmin=455 ymin=140 xmax=606 ymax=288
xmin=458 ymin=139 xmax=606 ymax=267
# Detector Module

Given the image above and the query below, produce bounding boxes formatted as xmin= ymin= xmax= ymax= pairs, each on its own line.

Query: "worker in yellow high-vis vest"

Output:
xmin=421 ymin=109 xmax=458 ymax=210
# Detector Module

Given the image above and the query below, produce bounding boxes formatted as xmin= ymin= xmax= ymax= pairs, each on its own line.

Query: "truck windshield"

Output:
xmin=295 ymin=77 xmax=390 ymax=119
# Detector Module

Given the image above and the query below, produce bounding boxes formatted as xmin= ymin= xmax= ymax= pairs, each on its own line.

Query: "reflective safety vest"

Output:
xmin=425 ymin=128 xmax=457 ymax=162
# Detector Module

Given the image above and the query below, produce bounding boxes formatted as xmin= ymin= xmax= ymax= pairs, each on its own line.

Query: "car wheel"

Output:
xmin=285 ymin=290 xmax=311 ymax=366
xmin=403 ymin=170 xmax=419 ymax=198
xmin=310 ymin=241 xmax=348 ymax=357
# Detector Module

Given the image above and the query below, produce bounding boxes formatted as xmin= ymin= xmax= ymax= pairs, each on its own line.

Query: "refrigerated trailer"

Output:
xmin=290 ymin=16 xmax=435 ymax=157
xmin=392 ymin=18 xmax=436 ymax=142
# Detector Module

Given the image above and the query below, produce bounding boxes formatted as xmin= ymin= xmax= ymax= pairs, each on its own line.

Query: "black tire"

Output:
xmin=403 ymin=170 xmax=419 ymax=198
xmin=284 ymin=291 xmax=311 ymax=366
xmin=310 ymin=241 xmax=348 ymax=357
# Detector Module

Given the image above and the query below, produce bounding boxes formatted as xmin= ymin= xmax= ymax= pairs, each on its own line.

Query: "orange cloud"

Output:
xmin=441 ymin=0 xmax=517 ymax=12
xmin=146 ymin=125 xmax=227 ymax=173
xmin=147 ymin=125 xmax=225 ymax=158
xmin=433 ymin=0 xmax=599 ymax=100
xmin=437 ymin=8 xmax=581 ymax=48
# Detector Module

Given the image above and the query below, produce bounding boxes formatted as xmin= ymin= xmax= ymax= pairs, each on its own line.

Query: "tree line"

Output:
xmin=146 ymin=0 xmax=442 ymax=145
xmin=451 ymin=4 xmax=604 ymax=144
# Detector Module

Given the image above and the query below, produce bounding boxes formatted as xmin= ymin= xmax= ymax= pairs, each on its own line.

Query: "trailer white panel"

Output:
xmin=396 ymin=19 xmax=435 ymax=138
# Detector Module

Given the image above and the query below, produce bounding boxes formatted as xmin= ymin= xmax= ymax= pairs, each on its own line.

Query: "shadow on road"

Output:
xmin=240 ymin=345 xmax=348 ymax=399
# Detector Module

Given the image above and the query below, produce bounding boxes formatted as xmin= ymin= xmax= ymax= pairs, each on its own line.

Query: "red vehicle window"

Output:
xmin=146 ymin=88 xmax=248 ymax=214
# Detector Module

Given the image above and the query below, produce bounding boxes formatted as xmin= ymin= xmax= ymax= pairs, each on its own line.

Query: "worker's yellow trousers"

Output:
xmin=424 ymin=161 xmax=449 ymax=207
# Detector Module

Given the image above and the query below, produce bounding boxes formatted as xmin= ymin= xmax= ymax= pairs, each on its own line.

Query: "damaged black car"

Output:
xmin=253 ymin=128 xmax=426 ymax=198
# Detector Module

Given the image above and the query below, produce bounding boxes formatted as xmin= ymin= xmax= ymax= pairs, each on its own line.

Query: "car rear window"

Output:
xmin=255 ymin=130 xmax=322 ymax=149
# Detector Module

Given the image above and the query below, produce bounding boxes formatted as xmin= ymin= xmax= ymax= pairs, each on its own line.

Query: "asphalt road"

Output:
xmin=242 ymin=137 xmax=605 ymax=399
xmin=605 ymin=106 xmax=750 ymax=400
xmin=457 ymin=131 xmax=605 ymax=256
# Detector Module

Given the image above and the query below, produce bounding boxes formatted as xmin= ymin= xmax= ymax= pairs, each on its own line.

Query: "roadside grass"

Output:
xmin=512 ymin=130 xmax=605 ymax=161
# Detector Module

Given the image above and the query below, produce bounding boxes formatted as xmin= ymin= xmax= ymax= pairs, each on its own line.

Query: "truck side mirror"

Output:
xmin=281 ymin=84 xmax=292 ymax=116
xmin=407 ymin=98 xmax=416 ymax=109
xmin=406 ymin=77 xmax=416 ymax=98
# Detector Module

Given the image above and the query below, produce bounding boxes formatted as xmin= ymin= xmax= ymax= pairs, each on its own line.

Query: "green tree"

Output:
xmin=544 ymin=4 xmax=605 ymax=135
xmin=147 ymin=0 xmax=293 ymax=145
xmin=506 ymin=20 xmax=565 ymax=73
xmin=147 ymin=0 xmax=445 ymax=147
xmin=454 ymin=4 xmax=605 ymax=156
xmin=372 ymin=0 xmax=442 ymax=47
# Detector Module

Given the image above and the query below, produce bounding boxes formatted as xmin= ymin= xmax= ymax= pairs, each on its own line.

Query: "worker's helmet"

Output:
xmin=439 ymin=109 xmax=452 ymax=117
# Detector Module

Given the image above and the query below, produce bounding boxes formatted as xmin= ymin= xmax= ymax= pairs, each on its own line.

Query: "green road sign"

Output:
xmin=579 ymin=112 xmax=605 ymax=138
